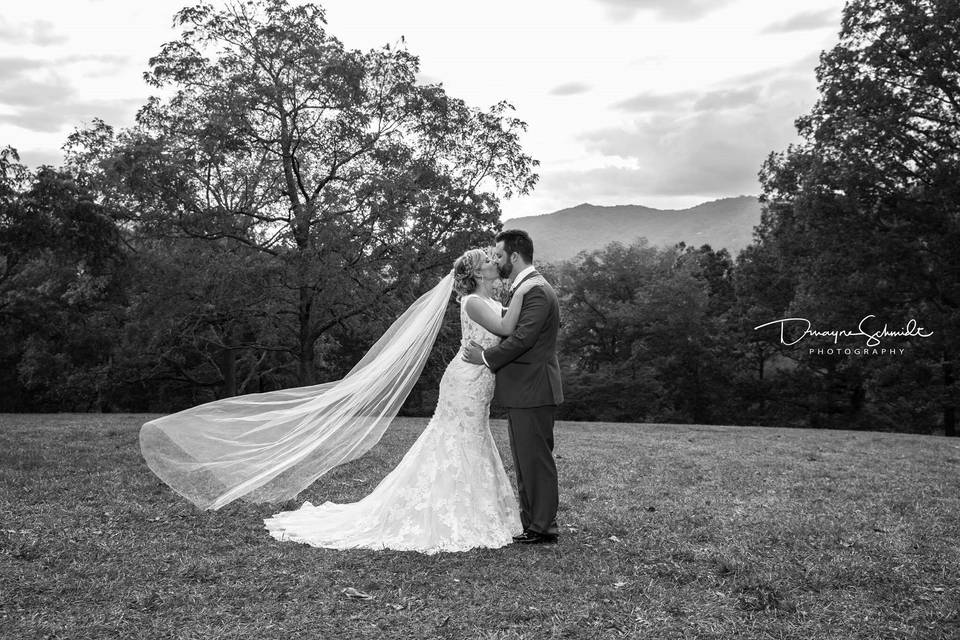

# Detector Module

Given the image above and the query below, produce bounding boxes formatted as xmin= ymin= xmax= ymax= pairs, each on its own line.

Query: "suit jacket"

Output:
xmin=483 ymin=270 xmax=563 ymax=408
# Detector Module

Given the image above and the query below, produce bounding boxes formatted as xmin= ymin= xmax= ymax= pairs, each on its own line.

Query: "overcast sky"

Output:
xmin=0 ymin=0 xmax=846 ymax=219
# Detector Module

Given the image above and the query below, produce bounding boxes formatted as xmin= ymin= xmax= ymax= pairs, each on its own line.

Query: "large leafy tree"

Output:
xmin=76 ymin=0 xmax=537 ymax=387
xmin=755 ymin=0 xmax=959 ymax=434
xmin=106 ymin=237 xmax=287 ymax=409
xmin=0 ymin=149 xmax=127 ymax=410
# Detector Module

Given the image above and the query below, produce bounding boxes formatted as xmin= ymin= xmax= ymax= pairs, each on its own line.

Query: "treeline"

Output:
xmin=1 ymin=0 xmax=957 ymax=435
xmin=547 ymin=236 xmax=955 ymax=436
xmin=552 ymin=0 xmax=959 ymax=435
xmin=0 ymin=0 xmax=538 ymax=413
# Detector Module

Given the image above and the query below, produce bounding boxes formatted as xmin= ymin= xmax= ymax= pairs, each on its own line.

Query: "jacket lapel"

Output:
xmin=512 ymin=270 xmax=539 ymax=291
xmin=506 ymin=270 xmax=538 ymax=305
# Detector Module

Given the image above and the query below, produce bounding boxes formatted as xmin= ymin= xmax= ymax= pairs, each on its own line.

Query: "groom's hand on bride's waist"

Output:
xmin=462 ymin=341 xmax=488 ymax=367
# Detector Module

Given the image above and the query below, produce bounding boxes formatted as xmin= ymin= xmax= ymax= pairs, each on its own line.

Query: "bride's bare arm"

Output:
xmin=464 ymin=284 xmax=535 ymax=337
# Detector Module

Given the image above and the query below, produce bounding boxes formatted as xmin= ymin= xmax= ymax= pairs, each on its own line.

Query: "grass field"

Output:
xmin=1 ymin=414 xmax=959 ymax=639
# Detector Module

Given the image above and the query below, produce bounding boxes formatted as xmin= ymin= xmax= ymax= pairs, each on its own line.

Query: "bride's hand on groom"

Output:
xmin=462 ymin=341 xmax=485 ymax=365
xmin=514 ymin=280 xmax=537 ymax=298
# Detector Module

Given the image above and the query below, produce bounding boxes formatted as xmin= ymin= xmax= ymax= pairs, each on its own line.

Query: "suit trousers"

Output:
xmin=507 ymin=405 xmax=559 ymax=536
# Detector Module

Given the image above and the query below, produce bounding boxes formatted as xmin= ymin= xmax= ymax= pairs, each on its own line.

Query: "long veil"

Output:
xmin=139 ymin=271 xmax=455 ymax=511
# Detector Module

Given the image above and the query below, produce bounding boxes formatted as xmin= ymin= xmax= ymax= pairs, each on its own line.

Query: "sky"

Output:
xmin=0 ymin=0 xmax=847 ymax=220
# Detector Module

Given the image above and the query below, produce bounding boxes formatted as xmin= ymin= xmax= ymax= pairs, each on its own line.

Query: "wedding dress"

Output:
xmin=262 ymin=293 xmax=522 ymax=554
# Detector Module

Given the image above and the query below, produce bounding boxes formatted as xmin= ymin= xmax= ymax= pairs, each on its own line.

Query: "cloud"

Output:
xmin=0 ymin=56 xmax=142 ymax=134
xmin=0 ymin=98 xmax=142 ymax=133
xmin=575 ymin=58 xmax=818 ymax=197
xmin=615 ymin=86 xmax=761 ymax=114
xmin=579 ymin=113 xmax=775 ymax=196
xmin=692 ymin=86 xmax=763 ymax=111
xmin=616 ymin=54 xmax=821 ymax=115
xmin=415 ymin=72 xmax=443 ymax=86
xmin=0 ymin=75 xmax=73 ymax=108
xmin=594 ymin=0 xmax=736 ymax=21
xmin=0 ymin=57 xmax=48 ymax=81
xmin=761 ymin=9 xmax=838 ymax=34
xmin=0 ymin=54 xmax=129 ymax=84
xmin=615 ymin=90 xmax=697 ymax=112
xmin=538 ymin=166 xmax=657 ymax=201
xmin=550 ymin=82 xmax=591 ymax=96
xmin=58 ymin=54 xmax=130 ymax=78
xmin=14 ymin=148 xmax=65 ymax=168
xmin=0 ymin=18 xmax=68 ymax=46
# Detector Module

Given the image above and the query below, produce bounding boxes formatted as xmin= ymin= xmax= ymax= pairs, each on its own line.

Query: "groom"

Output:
xmin=464 ymin=229 xmax=563 ymax=545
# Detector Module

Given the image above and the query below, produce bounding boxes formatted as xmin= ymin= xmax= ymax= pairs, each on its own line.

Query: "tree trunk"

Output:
xmin=757 ymin=346 xmax=767 ymax=416
xmin=278 ymin=109 xmax=316 ymax=386
xmin=945 ymin=356 xmax=956 ymax=437
xmin=220 ymin=328 xmax=237 ymax=398
xmin=298 ymin=283 xmax=316 ymax=385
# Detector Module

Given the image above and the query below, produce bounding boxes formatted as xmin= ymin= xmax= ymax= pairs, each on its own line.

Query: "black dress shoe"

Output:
xmin=512 ymin=530 xmax=558 ymax=544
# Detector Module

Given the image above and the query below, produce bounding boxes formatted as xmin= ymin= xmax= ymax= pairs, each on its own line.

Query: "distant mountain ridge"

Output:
xmin=506 ymin=196 xmax=762 ymax=263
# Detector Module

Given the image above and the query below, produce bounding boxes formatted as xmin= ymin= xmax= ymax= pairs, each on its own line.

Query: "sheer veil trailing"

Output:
xmin=140 ymin=270 xmax=456 ymax=511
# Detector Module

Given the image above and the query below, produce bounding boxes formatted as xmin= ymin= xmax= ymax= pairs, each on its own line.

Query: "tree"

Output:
xmin=75 ymin=0 xmax=537 ymax=388
xmin=553 ymin=240 xmax=737 ymax=423
xmin=105 ymin=236 xmax=289 ymax=409
xmin=0 ymin=151 xmax=127 ymax=410
xmin=754 ymin=0 xmax=960 ymax=434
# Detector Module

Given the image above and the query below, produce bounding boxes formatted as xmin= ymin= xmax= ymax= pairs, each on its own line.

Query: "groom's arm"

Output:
xmin=482 ymin=287 xmax=549 ymax=372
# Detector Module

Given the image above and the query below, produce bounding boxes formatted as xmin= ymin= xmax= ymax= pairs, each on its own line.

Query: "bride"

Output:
xmin=140 ymin=247 xmax=537 ymax=554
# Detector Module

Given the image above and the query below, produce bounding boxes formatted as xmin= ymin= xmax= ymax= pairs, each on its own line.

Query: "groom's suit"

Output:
xmin=482 ymin=268 xmax=563 ymax=536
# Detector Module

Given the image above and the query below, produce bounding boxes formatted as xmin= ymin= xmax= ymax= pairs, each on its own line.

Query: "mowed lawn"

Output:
xmin=1 ymin=414 xmax=959 ymax=639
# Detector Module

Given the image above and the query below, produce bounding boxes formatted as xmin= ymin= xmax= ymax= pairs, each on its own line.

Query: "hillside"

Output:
xmin=507 ymin=195 xmax=762 ymax=263
xmin=3 ymin=414 xmax=956 ymax=639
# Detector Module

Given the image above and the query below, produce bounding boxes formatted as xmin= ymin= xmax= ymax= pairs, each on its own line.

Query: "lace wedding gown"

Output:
xmin=263 ymin=294 xmax=522 ymax=554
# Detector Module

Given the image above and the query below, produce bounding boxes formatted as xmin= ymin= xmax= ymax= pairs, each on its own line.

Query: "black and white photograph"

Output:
xmin=1 ymin=0 xmax=958 ymax=638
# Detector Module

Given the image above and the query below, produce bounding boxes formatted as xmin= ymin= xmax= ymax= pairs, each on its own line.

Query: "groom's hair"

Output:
xmin=496 ymin=229 xmax=534 ymax=263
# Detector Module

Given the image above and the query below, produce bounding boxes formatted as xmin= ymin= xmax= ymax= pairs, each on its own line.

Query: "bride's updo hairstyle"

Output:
xmin=452 ymin=248 xmax=487 ymax=299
